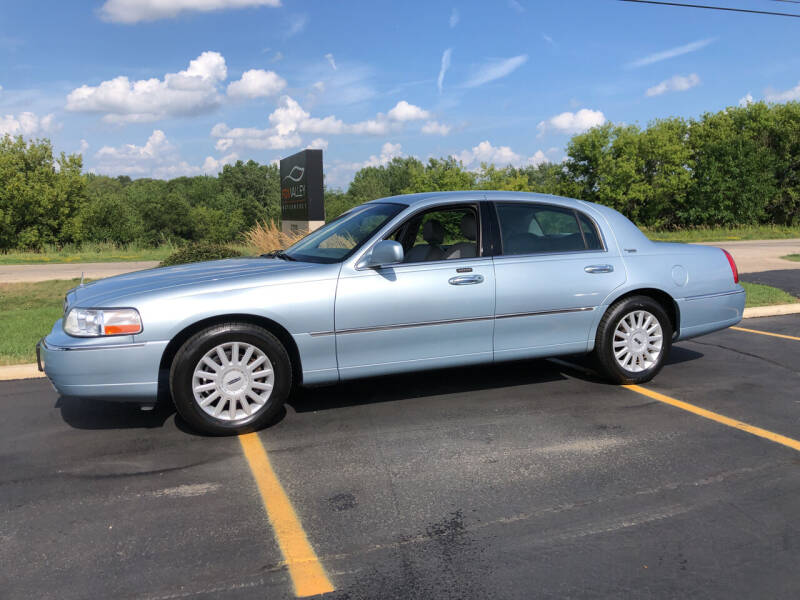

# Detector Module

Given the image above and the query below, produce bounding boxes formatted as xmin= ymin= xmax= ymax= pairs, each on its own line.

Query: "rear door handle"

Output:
xmin=448 ymin=274 xmax=484 ymax=285
xmin=584 ymin=264 xmax=614 ymax=274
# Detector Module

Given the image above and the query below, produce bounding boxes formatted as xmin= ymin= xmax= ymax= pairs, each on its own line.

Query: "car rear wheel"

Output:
xmin=594 ymin=296 xmax=672 ymax=384
xmin=170 ymin=323 xmax=291 ymax=435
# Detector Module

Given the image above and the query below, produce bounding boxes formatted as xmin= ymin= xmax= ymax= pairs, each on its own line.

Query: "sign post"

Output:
xmin=279 ymin=149 xmax=324 ymax=235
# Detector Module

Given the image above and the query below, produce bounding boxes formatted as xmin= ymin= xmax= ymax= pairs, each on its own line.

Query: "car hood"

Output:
xmin=65 ymin=257 xmax=318 ymax=308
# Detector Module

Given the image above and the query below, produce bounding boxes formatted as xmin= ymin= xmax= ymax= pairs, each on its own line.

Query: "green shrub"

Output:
xmin=159 ymin=243 xmax=242 ymax=267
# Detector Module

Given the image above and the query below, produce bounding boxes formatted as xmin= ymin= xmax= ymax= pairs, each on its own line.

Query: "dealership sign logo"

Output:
xmin=281 ymin=166 xmax=306 ymax=200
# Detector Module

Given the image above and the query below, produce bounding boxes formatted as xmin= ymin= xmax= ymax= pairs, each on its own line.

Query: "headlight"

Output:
xmin=64 ymin=308 xmax=142 ymax=337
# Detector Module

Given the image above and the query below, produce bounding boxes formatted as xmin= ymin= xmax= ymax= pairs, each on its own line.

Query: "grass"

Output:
xmin=643 ymin=225 xmax=800 ymax=243
xmin=740 ymin=281 xmax=798 ymax=308
xmin=0 ymin=242 xmax=176 ymax=265
xmin=0 ymin=241 xmax=262 ymax=265
xmin=1 ymin=278 xmax=796 ymax=366
xmin=243 ymin=220 xmax=305 ymax=255
xmin=782 ymin=254 xmax=800 ymax=262
xmin=0 ymin=279 xmax=83 ymax=366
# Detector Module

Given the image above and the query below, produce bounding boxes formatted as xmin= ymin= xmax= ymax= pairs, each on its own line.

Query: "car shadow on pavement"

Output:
xmin=56 ymin=346 xmax=704 ymax=431
xmin=288 ymin=358 xmax=572 ymax=413
xmin=57 ymin=396 xmax=176 ymax=430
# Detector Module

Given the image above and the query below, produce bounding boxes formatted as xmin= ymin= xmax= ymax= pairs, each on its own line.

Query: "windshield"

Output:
xmin=285 ymin=202 xmax=405 ymax=263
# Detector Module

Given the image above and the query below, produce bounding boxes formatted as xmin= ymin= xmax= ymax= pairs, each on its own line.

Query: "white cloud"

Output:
xmin=324 ymin=53 xmax=337 ymax=71
xmin=66 ymin=51 xmax=227 ymax=123
xmin=0 ymin=112 xmax=58 ymax=137
xmin=455 ymin=141 xmax=520 ymax=166
xmin=387 ymin=100 xmax=431 ymax=122
xmin=350 ymin=142 xmax=403 ymax=170
xmin=528 ymin=150 xmax=549 ymax=167
xmin=645 ymin=73 xmax=700 ymax=97
xmin=79 ymin=139 xmax=89 ymax=153
xmin=537 ymin=109 xmax=605 ymax=136
xmin=93 ymin=129 xmax=237 ymax=178
xmin=325 ymin=142 xmax=404 ymax=188
xmin=454 ymin=140 xmax=549 ymax=168
xmin=201 ymin=153 xmax=239 ymax=173
xmin=307 ymin=138 xmax=328 ymax=150
xmin=508 ymin=0 xmax=525 ymax=13
xmin=627 ymin=38 xmax=716 ymax=69
xmin=100 ymin=0 xmax=280 ymax=24
xmin=212 ymin=96 xmax=438 ymax=152
xmin=269 ymin=96 xmax=346 ymax=135
xmin=96 ymin=129 xmax=172 ymax=164
xmin=227 ymin=69 xmax=286 ymax=99
xmin=765 ymin=82 xmax=800 ymax=103
xmin=463 ymin=54 xmax=528 ymax=88
xmin=438 ymin=48 xmax=452 ymax=94
xmin=348 ymin=119 xmax=392 ymax=135
xmin=212 ymin=122 xmax=301 ymax=152
xmin=449 ymin=8 xmax=460 ymax=28
xmin=421 ymin=120 xmax=451 ymax=136
xmin=739 ymin=93 xmax=754 ymax=107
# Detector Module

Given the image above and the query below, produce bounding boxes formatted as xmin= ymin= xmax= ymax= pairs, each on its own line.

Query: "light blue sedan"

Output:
xmin=38 ymin=192 xmax=745 ymax=435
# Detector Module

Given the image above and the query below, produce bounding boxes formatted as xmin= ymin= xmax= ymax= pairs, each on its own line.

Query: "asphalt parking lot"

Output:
xmin=2 ymin=315 xmax=799 ymax=599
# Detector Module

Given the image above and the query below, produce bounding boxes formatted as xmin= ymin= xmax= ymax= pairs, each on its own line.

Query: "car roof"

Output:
xmin=368 ymin=190 xmax=587 ymax=210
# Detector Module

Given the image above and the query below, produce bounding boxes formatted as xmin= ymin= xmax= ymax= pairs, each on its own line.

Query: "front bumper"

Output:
xmin=40 ymin=321 xmax=167 ymax=402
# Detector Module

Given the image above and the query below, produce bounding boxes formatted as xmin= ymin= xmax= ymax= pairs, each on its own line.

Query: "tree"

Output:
xmin=0 ymin=135 xmax=85 ymax=250
xmin=688 ymin=105 xmax=776 ymax=227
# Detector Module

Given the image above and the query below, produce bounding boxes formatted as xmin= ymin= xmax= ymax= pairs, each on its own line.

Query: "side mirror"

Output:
xmin=365 ymin=240 xmax=404 ymax=268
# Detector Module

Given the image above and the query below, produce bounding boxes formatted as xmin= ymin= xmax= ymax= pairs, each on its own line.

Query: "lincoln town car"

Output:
xmin=38 ymin=192 xmax=745 ymax=435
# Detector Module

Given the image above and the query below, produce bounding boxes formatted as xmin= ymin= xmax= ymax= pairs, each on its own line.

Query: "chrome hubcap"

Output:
xmin=192 ymin=342 xmax=274 ymax=421
xmin=613 ymin=310 xmax=663 ymax=373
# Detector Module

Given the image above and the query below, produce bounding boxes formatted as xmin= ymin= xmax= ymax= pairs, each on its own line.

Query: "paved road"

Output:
xmin=2 ymin=316 xmax=799 ymax=598
xmin=698 ymin=238 xmax=800 ymax=273
xmin=0 ymin=261 xmax=159 ymax=283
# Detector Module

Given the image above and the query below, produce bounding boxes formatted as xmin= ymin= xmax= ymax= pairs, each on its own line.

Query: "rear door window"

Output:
xmin=495 ymin=203 xmax=601 ymax=255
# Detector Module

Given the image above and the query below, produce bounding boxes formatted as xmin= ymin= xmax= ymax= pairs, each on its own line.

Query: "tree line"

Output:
xmin=1 ymin=101 xmax=798 ymax=251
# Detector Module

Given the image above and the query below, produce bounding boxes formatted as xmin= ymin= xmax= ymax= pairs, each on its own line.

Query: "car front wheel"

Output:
xmin=170 ymin=323 xmax=291 ymax=435
xmin=594 ymin=296 xmax=672 ymax=384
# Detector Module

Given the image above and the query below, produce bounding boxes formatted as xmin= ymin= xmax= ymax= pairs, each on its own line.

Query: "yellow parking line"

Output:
xmin=623 ymin=385 xmax=800 ymax=453
xmin=238 ymin=432 xmax=334 ymax=597
xmin=730 ymin=326 xmax=800 ymax=342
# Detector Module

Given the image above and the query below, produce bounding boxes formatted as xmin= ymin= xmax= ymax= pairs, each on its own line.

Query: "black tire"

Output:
xmin=170 ymin=322 xmax=292 ymax=435
xmin=594 ymin=295 xmax=673 ymax=385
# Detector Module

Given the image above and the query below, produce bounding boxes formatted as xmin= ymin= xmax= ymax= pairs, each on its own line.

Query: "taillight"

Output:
xmin=722 ymin=249 xmax=739 ymax=283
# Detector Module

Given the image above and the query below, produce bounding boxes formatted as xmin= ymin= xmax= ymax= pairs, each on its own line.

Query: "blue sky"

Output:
xmin=1 ymin=0 xmax=799 ymax=188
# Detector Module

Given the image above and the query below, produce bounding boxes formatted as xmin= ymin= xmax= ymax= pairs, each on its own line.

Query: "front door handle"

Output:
xmin=584 ymin=264 xmax=614 ymax=274
xmin=449 ymin=274 xmax=484 ymax=285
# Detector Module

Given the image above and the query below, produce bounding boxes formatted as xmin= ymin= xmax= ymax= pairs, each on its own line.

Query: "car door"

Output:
xmin=334 ymin=202 xmax=496 ymax=379
xmin=491 ymin=201 xmax=626 ymax=360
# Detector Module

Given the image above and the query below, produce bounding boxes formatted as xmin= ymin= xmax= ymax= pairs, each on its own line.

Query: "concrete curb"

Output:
xmin=0 ymin=364 xmax=45 ymax=381
xmin=743 ymin=303 xmax=800 ymax=319
xmin=1 ymin=303 xmax=798 ymax=382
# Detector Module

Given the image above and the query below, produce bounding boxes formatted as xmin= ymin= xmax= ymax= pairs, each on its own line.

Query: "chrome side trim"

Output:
xmin=311 ymin=315 xmax=494 ymax=337
xmin=310 ymin=306 xmax=595 ymax=337
xmin=41 ymin=340 xmax=147 ymax=351
xmin=684 ymin=289 xmax=745 ymax=301
xmin=495 ymin=307 xmax=595 ymax=320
